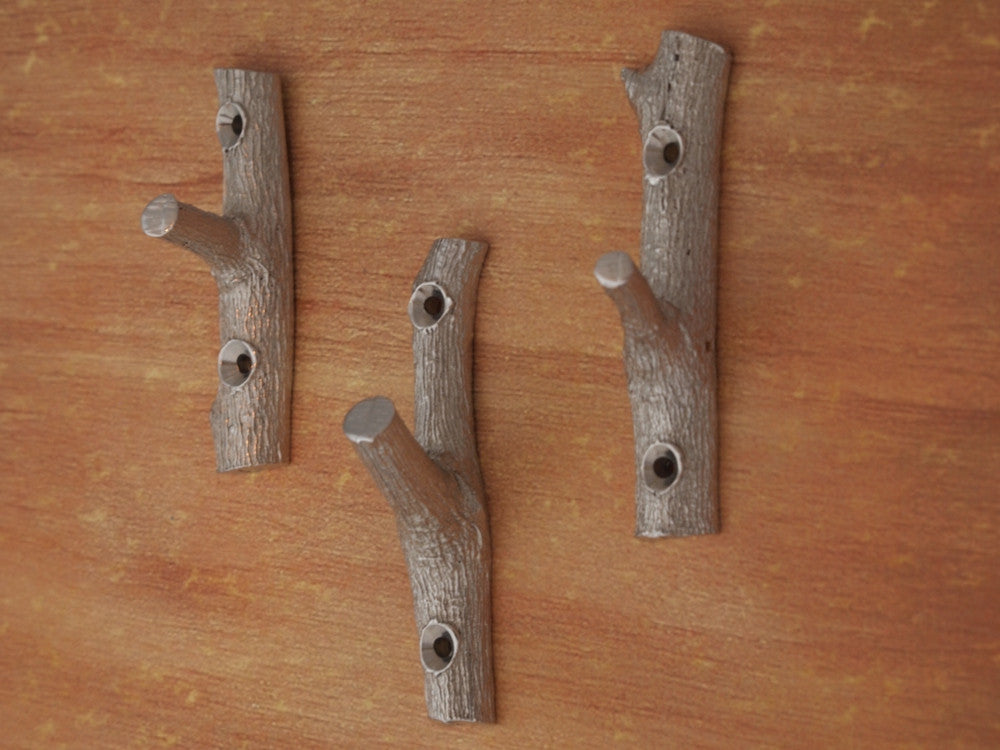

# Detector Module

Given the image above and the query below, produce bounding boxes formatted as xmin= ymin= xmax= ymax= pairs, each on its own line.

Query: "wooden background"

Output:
xmin=2 ymin=1 xmax=998 ymax=747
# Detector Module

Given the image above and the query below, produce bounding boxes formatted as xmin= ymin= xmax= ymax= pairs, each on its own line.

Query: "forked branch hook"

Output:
xmin=597 ymin=32 xmax=730 ymax=537
xmin=141 ymin=69 xmax=294 ymax=472
xmin=344 ymin=238 xmax=494 ymax=723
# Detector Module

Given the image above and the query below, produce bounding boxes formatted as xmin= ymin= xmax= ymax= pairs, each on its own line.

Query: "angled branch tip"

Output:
xmin=142 ymin=193 xmax=242 ymax=272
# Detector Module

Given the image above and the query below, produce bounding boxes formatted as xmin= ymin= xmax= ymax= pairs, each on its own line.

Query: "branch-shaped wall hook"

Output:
xmin=141 ymin=69 xmax=294 ymax=472
xmin=596 ymin=31 xmax=730 ymax=538
xmin=343 ymin=238 xmax=493 ymax=723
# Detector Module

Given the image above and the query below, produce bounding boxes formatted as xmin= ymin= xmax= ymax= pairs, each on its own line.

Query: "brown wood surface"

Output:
xmin=1 ymin=1 xmax=998 ymax=747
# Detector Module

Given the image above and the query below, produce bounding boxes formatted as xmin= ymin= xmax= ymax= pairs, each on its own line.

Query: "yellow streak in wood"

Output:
xmin=787 ymin=275 xmax=803 ymax=289
xmin=885 ymin=86 xmax=916 ymax=112
xmin=753 ymin=362 xmax=776 ymax=382
xmin=75 ymin=710 xmax=108 ymax=728
xmin=890 ymin=553 xmax=915 ymax=569
xmin=974 ymin=33 xmax=1000 ymax=48
xmin=34 ymin=719 xmax=56 ymax=738
xmin=858 ymin=11 xmax=889 ymax=39
xmin=893 ymin=262 xmax=908 ymax=278
xmin=335 ymin=469 xmax=352 ymax=492
xmin=793 ymin=388 xmax=805 ymax=399
xmin=883 ymin=676 xmax=903 ymax=696
xmin=971 ymin=122 xmax=998 ymax=148
xmin=182 ymin=568 xmax=200 ymax=590
xmin=143 ymin=366 xmax=170 ymax=382
xmin=185 ymin=689 xmax=199 ymax=705
xmin=154 ymin=727 xmax=179 ymax=746
xmin=490 ymin=189 xmax=511 ymax=208
xmin=22 ymin=50 xmax=38 ymax=75
xmin=750 ymin=22 xmax=772 ymax=40
xmin=79 ymin=507 xmax=108 ymax=525
xmin=99 ymin=67 xmax=127 ymax=87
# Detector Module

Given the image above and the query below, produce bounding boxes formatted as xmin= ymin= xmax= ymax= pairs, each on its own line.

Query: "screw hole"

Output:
xmin=653 ymin=455 xmax=677 ymax=480
xmin=423 ymin=294 xmax=443 ymax=318
xmin=643 ymin=125 xmax=683 ymax=180
xmin=663 ymin=140 xmax=680 ymax=166
xmin=409 ymin=282 xmax=451 ymax=330
xmin=433 ymin=635 xmax=453 ymax=660
xmin=642 ymin=443 xmax=682 ymax=491
xmin=216 ymin=102 xmax=247 ymax=151
xmin=420 ymin=621 xmax=458 ymax=673
xmin=236 ymin=352 xmax=253 ymax=375
xmin=218 ymin=339 xmax=256 ymax=388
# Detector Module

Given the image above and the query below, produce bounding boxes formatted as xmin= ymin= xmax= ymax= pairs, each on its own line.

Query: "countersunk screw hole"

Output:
xmin=420 ymin=621 xmax=458 ymax=673
xmin=643 ymin=125 xmax=683 ymax=179
xmin=642 ymin=443 xmax=682 ymax=491
xmin=409 ymin=282 xmax=450 ymax=330
xmin=218 ymin=339 xmax=256 ymax=388
xmin=216 ymin=102 xmax=247 ymax=151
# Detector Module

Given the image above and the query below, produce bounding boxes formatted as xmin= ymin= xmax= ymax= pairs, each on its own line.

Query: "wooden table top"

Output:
xmin=1 ymin=1 xmax=997 ymax=747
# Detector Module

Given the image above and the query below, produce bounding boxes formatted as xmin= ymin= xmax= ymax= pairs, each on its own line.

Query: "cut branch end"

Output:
xmin=343 ymin=396 xmax=397 ymax=444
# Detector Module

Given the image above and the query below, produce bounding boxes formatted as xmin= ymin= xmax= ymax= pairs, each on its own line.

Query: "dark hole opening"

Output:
xmin=433 ymin=634 xmax=453 ymax=661
xmin=423 ymin=293 xmax=444 ymax=318
xmin=663 ymin=140 xmax=680 ymax=165
xmin=653 ymin=454 xmax=678 ymax=482
xmin=231 ymin=113 xmax=243 ymax=137
xmin=236 ymin=353 xmax=253 ymax=375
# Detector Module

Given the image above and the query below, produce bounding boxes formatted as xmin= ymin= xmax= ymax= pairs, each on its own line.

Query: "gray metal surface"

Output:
xmin=596 ymin=31 xmax=730 ymax=537
xmin=344 ymin=238 xmax=494 ymax=723
xmin=141 ymin=69 xmax=294 ymax=472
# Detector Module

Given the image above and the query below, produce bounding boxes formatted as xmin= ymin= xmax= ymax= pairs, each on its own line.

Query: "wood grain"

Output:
xmin=1 ymin=1 xmax=998 ymax=747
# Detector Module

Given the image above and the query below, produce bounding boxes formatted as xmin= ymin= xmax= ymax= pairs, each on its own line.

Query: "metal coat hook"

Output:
xmin=141 ymin=69 xmax=294 ymax=472
xmin=343 ymin=238 xmax=494 ymax=724
xmin=595 ymin=32 xmax=730 ymax=538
